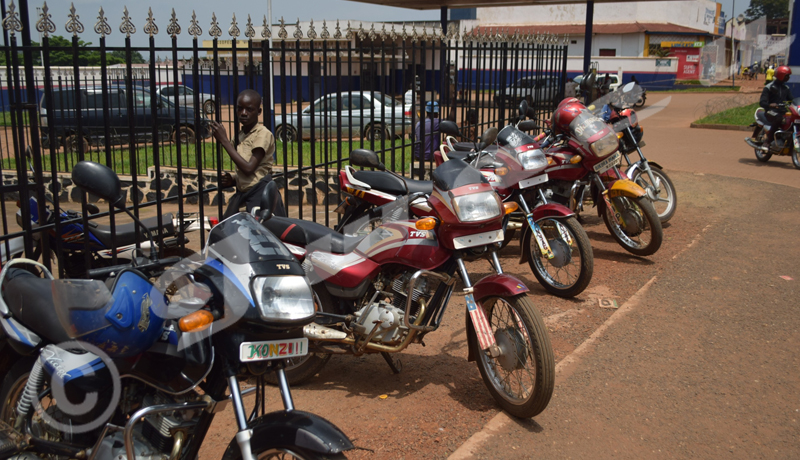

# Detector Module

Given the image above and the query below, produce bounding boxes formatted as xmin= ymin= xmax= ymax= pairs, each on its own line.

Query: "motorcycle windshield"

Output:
xmin=497 ymin=125 xmax=537 ymax=149
xmin=569 ymin=110 xmax=610 ymax=144
xmin=204 ymin=212 xmax=294 ymax=264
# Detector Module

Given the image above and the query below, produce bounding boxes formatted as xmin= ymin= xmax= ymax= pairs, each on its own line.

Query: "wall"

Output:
xmin=476 ymin=0 xmax=721 ymax=35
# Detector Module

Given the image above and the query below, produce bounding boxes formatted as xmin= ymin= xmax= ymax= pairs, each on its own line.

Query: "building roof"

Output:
xmin=473 ymin=22 xmax=713 ymax=36
xmin=346 ymin=0 xmax=679 ymax=9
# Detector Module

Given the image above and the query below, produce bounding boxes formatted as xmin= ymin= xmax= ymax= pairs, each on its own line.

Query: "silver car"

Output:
xmin=275 ymin=91 xmax=411 ymax=142
xmin=495 ymin=76 xmax=561 ymax=106
xmin=155 ymin=85 xmax=216 ymax=114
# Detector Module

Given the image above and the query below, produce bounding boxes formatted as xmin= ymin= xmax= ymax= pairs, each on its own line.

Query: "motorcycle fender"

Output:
xmin=605 ymin=179 xmax=646 ymax=199
xmin=233 ymin=410 xmax=354 ymax=456
xmin=530 ymin=203 xmax=574 ymax=221
xmin=466 ymin=275 xmax=530 ymax=362
xmin=625 ymin=161 xmax=664 ymax=179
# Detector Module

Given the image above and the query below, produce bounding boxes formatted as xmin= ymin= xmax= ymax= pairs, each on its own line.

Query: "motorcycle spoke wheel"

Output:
xmin=527 ymin=217 xmax=593 ymax=298
xmin=631 ymin=166 xmax=677 ymax=223
xmin=754 ymin=134 xmax=772 ymax=162
xmin=792 ymin=149 xmax=800 ymax=169
xmin=471 ymin=294 xmax=554 ymax=418
xmin=602 ymin=196 xmax=663 ymax=256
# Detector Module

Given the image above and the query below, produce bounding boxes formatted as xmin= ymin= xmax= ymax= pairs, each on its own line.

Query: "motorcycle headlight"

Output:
xmin=251 ymin=276 xmax=315 ymax=323
xmin=453 ymin=191 xmax=501 ymax=222
xmin=590 ymin=132 xmax=619 ymax=158
xmin=517 ymin=148 xmax=548 ymax=171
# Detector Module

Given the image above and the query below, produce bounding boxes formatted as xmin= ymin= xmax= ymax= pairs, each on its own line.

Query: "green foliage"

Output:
xmin=694 ymin=102 xmax=759 ymax=125
xmin=744 ymin=0 xmax=789 ymax=20
xmin=0 ymin=35 xmax=147 ymax=67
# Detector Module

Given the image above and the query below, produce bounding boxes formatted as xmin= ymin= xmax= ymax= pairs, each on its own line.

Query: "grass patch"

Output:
xmin=694 ymin=102 xmax=758 ymax=126
xmin=0 ymin=112 xmax=30 ymax=126
xmin=2 ymin=138 xmax=415 ymax=176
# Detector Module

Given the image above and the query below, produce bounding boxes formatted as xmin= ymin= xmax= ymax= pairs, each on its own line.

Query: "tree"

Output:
xmin=109 ymin=50 xmax=147 ymax=64
xmin=744 ymin=0 xmax=789 ymax=21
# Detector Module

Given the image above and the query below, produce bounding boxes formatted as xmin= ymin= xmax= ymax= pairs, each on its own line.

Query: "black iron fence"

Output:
xmin=0 ymin=0 xmax=567 ymax=276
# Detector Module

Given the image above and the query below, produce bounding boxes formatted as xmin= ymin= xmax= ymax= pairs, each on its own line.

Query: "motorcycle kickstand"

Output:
xmin=381 ymin=352 xmax=403 ymax=374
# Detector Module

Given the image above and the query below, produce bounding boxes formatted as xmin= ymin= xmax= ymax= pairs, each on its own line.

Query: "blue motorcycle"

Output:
xmin=0 ymin=161 xmax=353 ymax=460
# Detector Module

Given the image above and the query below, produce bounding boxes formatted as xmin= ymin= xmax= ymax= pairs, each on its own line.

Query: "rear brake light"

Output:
xmin=208 ymin=217 xmax=219 ymax=227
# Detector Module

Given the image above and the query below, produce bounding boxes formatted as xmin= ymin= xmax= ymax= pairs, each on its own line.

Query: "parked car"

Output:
xmin=274 ymin=91 xmax=412 ymax=142
xmin=39 ymin=86 xmax=212 ymax=152
xmin=573 ymin=73 xmax=621 ymax=92
xmin=155 ymin=84 xmax=216 ymax=114
xmin=494 ymin=76 xmax=560 ymax=106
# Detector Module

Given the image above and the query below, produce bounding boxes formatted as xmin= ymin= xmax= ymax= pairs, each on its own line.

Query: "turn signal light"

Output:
xmin=547 ymin=157 xmax=555 ymax=165
xmin=179 ymin=310 xmax=214 ymax=333
xmin=617 ymin=132 xmax=624 ymax=139
xmin=569 ymin=155 xmax=582 ymax=164
xmin=495 ymin=167 xmax=509 ymax=176
xmin=503 ymin=202 xmax=519 ymax=214
xmin=415 ymin=217 xmax=437 ymax=230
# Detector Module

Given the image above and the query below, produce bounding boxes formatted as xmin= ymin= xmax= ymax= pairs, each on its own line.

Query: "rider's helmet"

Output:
xmin=551 ymin=97 xmax=586 ymax=135
xmin=425 ymin=101 xmax=440 ymax=114
xmin=775 ymin=65 xmax=792 ymax=83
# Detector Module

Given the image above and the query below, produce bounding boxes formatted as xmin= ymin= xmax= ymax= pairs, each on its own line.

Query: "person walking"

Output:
xmin=414 ymin=101 xmax=441 ymax=162
xmin=765 ymin=65 xmax=775 ymax=85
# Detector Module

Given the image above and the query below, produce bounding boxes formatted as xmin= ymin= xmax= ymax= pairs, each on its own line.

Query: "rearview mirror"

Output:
xmin=258 ymin=181 xmax=281 ymax=222
xmin=517 ymin=120 xmax=537 ymax=132
xmin=72 ymin=161 xmax=123 ymax=208
xmin=477 ymin=127 xmax=498 ymax=151
xmin=350 ymin=149 xmax=385 ymax=170
xmin=518 ymin=100 xmax=529 ymax=121
xmin=439 ymin=120 xmax=461 ymax=137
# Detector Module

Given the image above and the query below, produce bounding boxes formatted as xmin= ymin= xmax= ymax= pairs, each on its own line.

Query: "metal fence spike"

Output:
xmin=380 ymin=24 xmax=387 ymax=41
xmin=2 ymin=1 xmax=21 ymax=35
xmin=66 ymin=2 xmax=84 ymax=37
xmin=120 ymin=6 xmax=135 ymax=37
xmin=188 ymin=10 xmax=202 ymax=38
xmin=143 ymin=7 xmax=157 ymax=37
xmin=245 ymin=14 xmax=255 ymax=39
xmin=345 ymin=20 xmax=353 ymax=40
xmin=333 ymin=19 xmax=342 ymax=40
xmin=401 ymin=23 xmax=407 ymax=41
xmin=167 ymin=8 xmax=180 ymax=37
xmin=368 ymin=23 xmax=376 ymax=41
xmin=293 ymin=18 xmax=303 ymax=39
xmin=278 ymin=17 xmax=287 ymax=39
xmin=411 ymin=23 xmax=418 ymax=42
xmin=389 ymin=24 xmax=397 ymax=41
xmin=307 ymin=19 xmax=317 ymax=39
xmin=357 ymin=22 xmax=365 ymax=40
xmin=320 ymin=19 xmax=329 ymax=40
xmin=209 ymin=12 xmax=221 ymax=38
xmin=37 ymin=2 xmax=57 ymax=38
xmin=261 ymin=15 xmax=270 ymax=39
xmin=228 ymin=12 xmax=240 ymax=38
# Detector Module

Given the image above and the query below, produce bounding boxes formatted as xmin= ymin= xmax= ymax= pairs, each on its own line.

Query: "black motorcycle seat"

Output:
xmin=352 ymin=170 xmax=432 ymax=196
xmin=452 ymin=141 xmax=476 ymax=152
xmin=89 ymin=213 xmax=176 ymax=248
xmin=3 ymin=269 xmax=98 ymax=343
xmin=263 ymin=216 xmax=365 ymax=254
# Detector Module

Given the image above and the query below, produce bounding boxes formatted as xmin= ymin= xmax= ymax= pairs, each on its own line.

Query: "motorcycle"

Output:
xmin=261 ymin=153 xmax=555 ymax=418
xmin=436 ymin=105 xmax=594 ymax=299
xmin=744 ymin=99 xmax=800 ymax=169
xmin=537 ymin=97 xmax=663 ymax=256
xmin=0 ymin=161 xmax=353 ymax=460
xmin=597 ymin=82 xmax=677 ymax=223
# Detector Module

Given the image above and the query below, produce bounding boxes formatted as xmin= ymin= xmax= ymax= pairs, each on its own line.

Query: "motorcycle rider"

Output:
xmin=747 ymin=65 xmax=793 ymax=151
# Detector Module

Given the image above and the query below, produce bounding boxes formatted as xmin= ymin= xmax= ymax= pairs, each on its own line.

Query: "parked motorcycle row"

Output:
xmin=0 ymin=79 xmax=675 ymax=460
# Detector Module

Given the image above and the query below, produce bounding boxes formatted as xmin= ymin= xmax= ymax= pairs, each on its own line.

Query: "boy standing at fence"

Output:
xmin=210 ymin=89 xmax=285 ymax=219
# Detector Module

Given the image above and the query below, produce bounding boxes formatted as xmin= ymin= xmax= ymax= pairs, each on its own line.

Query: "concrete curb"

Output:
xmin=690 ymin=122 xmax=751 ymax=131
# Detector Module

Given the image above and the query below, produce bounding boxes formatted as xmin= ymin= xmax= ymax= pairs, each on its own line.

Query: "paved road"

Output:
xmin=451 ymin=92 xmax=800 ymax=459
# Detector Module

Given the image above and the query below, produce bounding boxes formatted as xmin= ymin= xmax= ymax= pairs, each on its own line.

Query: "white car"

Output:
xmin=155 ymin=85 xmax=216 ymax=114
xmin=573 ymin=74 xmax=621 ymax=92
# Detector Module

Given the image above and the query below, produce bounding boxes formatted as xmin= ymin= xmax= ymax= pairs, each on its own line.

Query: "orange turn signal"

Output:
xmin=503 ymin=202 xmax=519 ymax=215
xmin=495 ymin=167 xmax=509 ymax=176
xmin=569 ymin=155 xmax=582 ymax=164
xmin=617 ymin=132 xmax=624 ymax=139
xmin=179 ymin=310 xmax=214 ymax=333
xmin=547 ymin=157 xmax=555 ymax=165
xmin=415 ymin=217 xmax=437 ymax=230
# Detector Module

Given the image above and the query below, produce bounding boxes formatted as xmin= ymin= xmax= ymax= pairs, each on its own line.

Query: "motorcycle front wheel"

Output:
xmin=526 ymin=216 xmax=593 ymax=298
xmin=792 ymin=148 xmax=800 ymax=169
xmin=754 ymin=133 xmax=772 ymax=162
xmin=602 ymin=195 xmax=663 ymax=256
xmin=630 ymin=166 xmax=677 ymax=223
xmin=223 ymin=441 xmax=346 ymax=460
xmin=470 ymin=294 xmax=554 ymax=418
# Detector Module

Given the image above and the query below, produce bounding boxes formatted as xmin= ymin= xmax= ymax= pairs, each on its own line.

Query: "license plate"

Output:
xmin=452 ymin=229 xmax=504 ymax=249
xmin=240 ymin=338 xmax=308 ymax=362
xmin=519 ymin=173 xmax=548 ymax=189
xmin=593 ymin=151 xmax=621 ymax=173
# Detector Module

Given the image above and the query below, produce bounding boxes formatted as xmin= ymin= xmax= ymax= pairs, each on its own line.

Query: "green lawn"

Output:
xmin=2 ymin=138 xmax=416 ymax=176
xmin=0 ymin=112 xmax=30 ymax=126
xmin=694 ymin=102 xmax=759 ymax=126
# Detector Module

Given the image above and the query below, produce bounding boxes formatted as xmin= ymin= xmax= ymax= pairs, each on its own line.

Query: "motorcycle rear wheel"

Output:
xmin=630 ymin=166 xmax=677 ymax=223
xmin=526 ymin=216 xmax=593 ymax=298
xmin=470 ymin=294 xmax=554 ymax=418
xmin=602 ymin=195 xmax=663 ymax=256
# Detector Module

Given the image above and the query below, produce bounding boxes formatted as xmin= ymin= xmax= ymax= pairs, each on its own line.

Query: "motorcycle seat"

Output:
xmin=263 ymin=216 xmax=365 ymax=254
xmin=452 ymin=141 xmax=476 ymax=152
xmin=3 ymin=269 xmax=108 ymax=343
xmin=352 ymin=170 xmax=433 ymax=196
xmin=89 ymin=213 xmax=176 ymax=248
xmin=755 ymin=108 xmax=768 ymax=126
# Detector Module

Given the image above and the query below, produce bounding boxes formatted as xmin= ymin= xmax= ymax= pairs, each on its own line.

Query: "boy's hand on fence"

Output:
xmin=210 ymin=121 xmax=229 ymax=144
xmin=219 ymin=172 xmax=234 ymax=189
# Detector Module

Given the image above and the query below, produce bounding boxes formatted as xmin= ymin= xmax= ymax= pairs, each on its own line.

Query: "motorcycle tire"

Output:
xmin=793 ymin=148 xmax=800 ymax=170
xmin=469 ymin=293 xmax=555 ymax=418
xmin=634 ymin=95 xmax=646 ymax=108
xmin=602 ymin=195 xmax=663 ymax=257
xmin=526 ymin=216 xmax=593 ymax=298
xmin=754 ymin=134 xmax=772 ymax=162
xmin=264 ymin=284 xmax=334 ymax=386
xmin=630 ymin=166 xmax=677 ymax=224
xmin=220 ymin=420 xmax=347 ymax=460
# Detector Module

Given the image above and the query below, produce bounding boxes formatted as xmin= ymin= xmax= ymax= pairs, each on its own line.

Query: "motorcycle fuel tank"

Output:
xmin=356 ymin=221 xmax=449 ymax=270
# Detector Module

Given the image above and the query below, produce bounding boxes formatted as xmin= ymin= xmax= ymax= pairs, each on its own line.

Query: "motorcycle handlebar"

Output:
xmin=86 ymin=256 xmax=182 ymax=279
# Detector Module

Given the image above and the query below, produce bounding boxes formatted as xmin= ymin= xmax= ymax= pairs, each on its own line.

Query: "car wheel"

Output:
xmin=203 ymin=99 xmax=216 ymax=115
xmin=364 ymin=124 xmax=389 ymax=141
xmin=64 ymin=134 xmax=89 ymax=154
xmin=173 ymin=126 xmax=196 ymax=145
xmin=275 ymin=125 xmax=297 ymax=142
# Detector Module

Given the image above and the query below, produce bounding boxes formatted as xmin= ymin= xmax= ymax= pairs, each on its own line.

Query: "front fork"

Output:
xmin=229 ymin=368 xmax=296 ymax=460
xmin=456 ymin=256 xmax=500 ymax=357
xmin=518 ymin=194 xmax=555 ymax=259
xmin=793 ymin=125 xmax=800 ymax=152
xmin=594 ymin=172 xmax=626 ymax=227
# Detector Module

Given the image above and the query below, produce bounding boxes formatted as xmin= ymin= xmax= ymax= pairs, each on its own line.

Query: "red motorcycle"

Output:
xmin=538 ymin=97 xmax=663 ymax=256
xmin=744 ymin=98 xmax=800 ymax=169
xmin=260 ymin=152 xmax=555 ymax=418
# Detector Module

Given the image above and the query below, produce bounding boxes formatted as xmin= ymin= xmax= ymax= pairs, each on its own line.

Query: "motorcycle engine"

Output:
xmin=92 ymin=391 xmax=200 ymax=460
